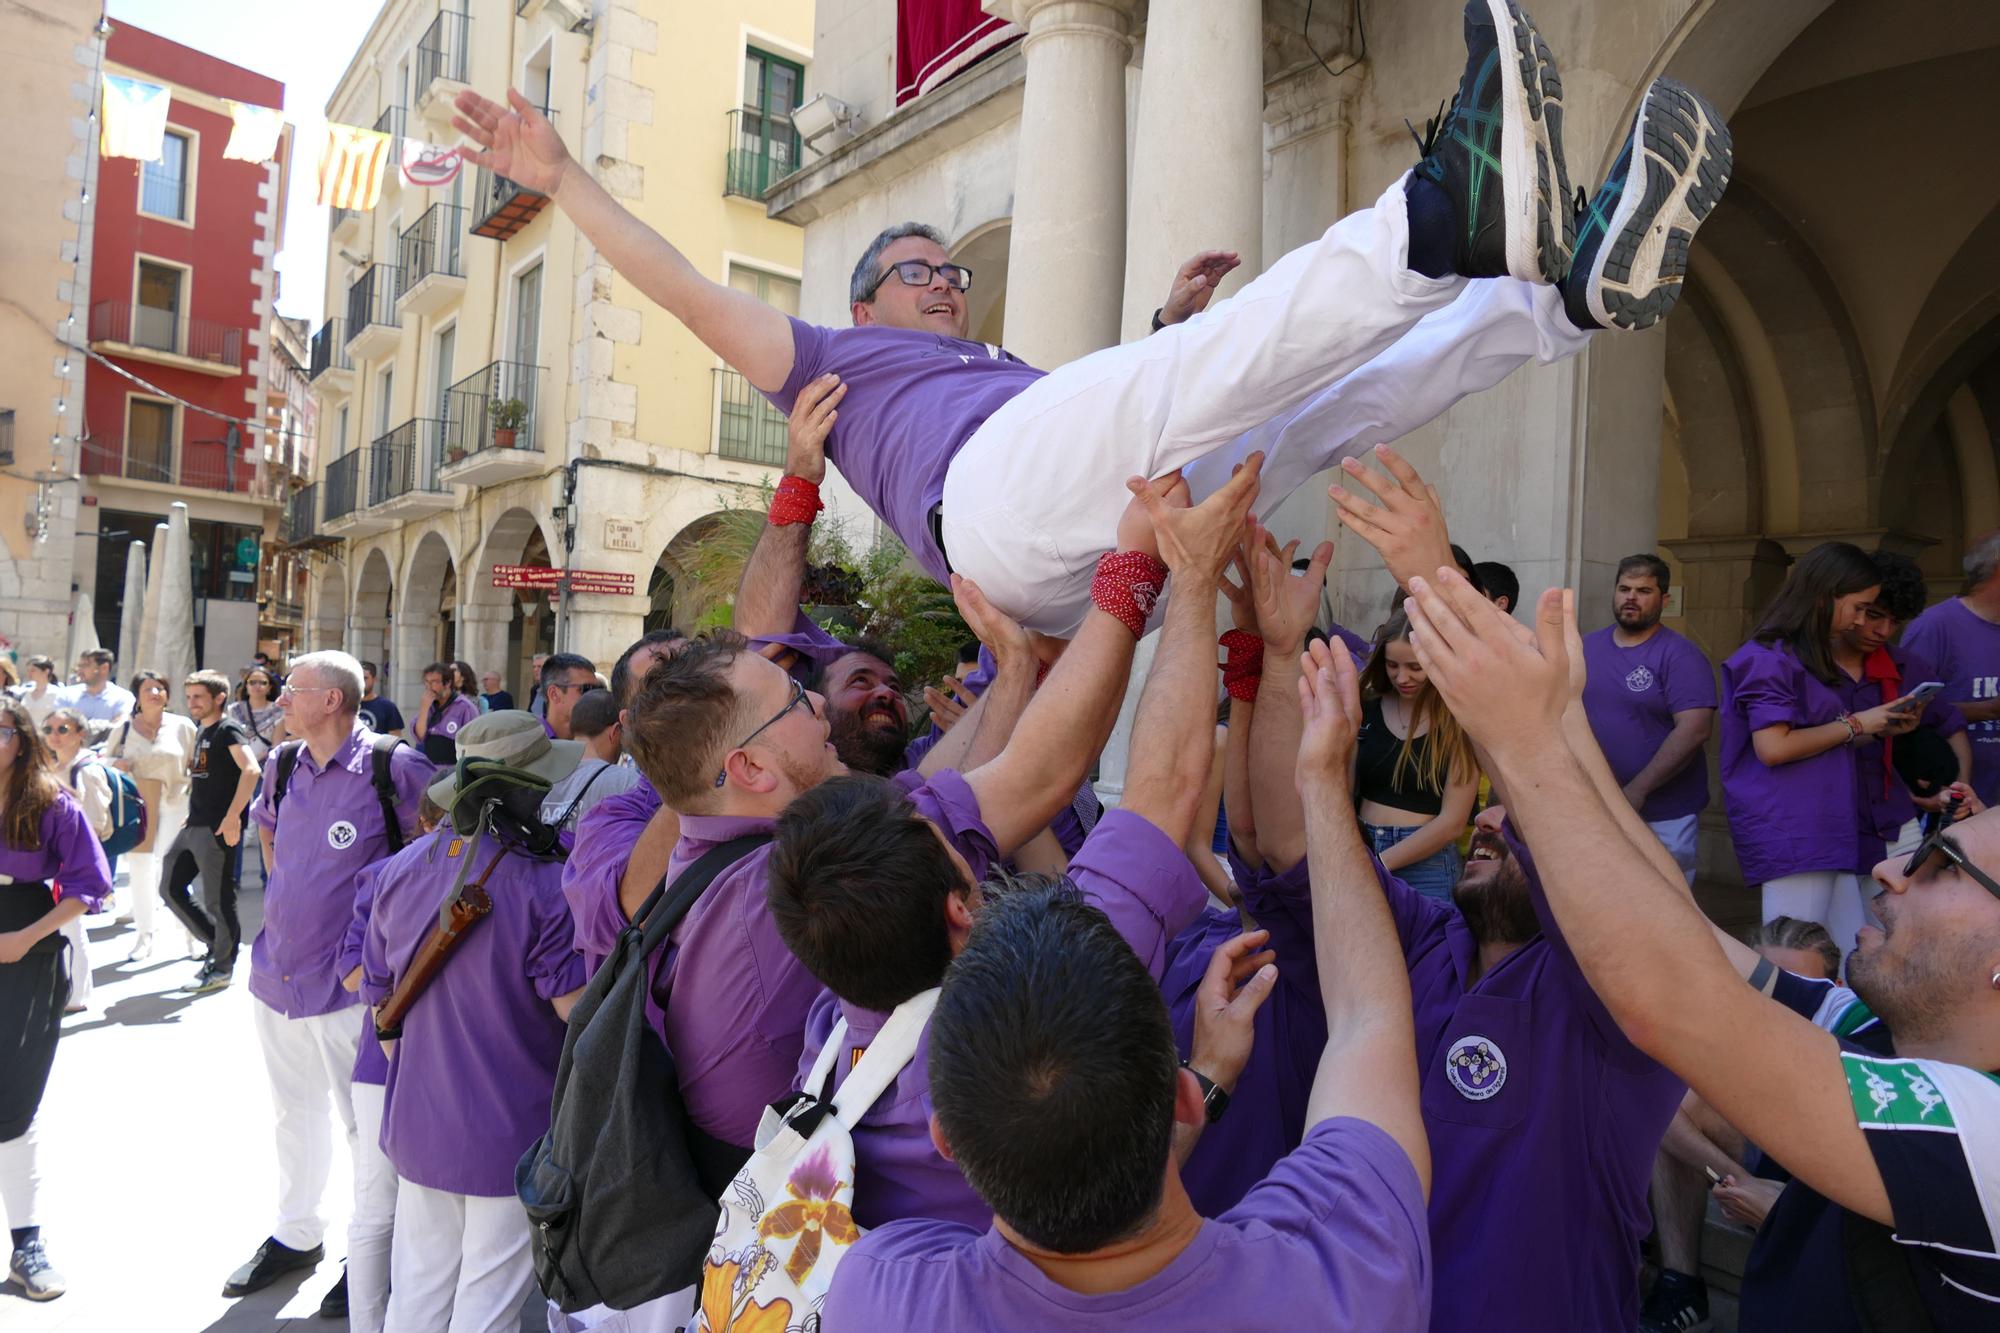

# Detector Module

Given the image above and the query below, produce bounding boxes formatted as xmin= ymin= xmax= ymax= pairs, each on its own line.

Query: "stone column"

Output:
xmin=456 ymin=601 xmax=514 ymax=697
xmin=1117 ymin=0 xmax=1264 ymax=340
xmin=347 ymin=614 xmax=390 ymax=679
xmin=992 ymin=0 xmax=1137 ymax=369
xmin=391 ymin=612 xmax=436 ymax=706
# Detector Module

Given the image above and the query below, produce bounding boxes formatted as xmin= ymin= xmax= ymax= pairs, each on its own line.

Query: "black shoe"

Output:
xmin=222 ymin=1236 xmax=324 ymax=1298
xmin=1411 ymin=0 xmax=1571 ymax=283
xmin=1639 ymin=1267 xmax=1712 ymax=1332
xmin=317 ymin=1268 xmax=348 ymax=1318
xmin=1562 ymin=77 xmax=1732 ymax=331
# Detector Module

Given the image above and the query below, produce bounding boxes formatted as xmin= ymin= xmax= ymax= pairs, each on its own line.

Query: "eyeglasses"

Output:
xmin=0 ymin=727 xmax=18 ymax=743
xmin=714 ymin=678 xmax=813 ymax=789
xmin=278 ymin=684 xmax=332 ymax=701
xmin=42 ymin=724 xmax=75 ymax=736
xmin=1901 ymin=818 xmax=2000 ymax=902
xmin=862 ymin=260 xmax=972 ymax=301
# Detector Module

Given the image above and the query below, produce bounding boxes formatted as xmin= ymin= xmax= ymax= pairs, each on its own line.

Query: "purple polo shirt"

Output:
xmin=768 ymin=318 xmax=1045 ymax=584
xmin=420 ymin=693 xmax=481 ymax=764
xmin=798 ymin=807 xmax=1205 ymax=1229
xmin=248 ymin=723 xmax=436 ymax=1018
xmin=8 ymin=791 xmax=112 ymax=911
xmin=1900 ymin=596 xmax=2000 ymax=803
xmin=338 ymin=861 xmax=390 ymax=1086
xmin=1720 ymin=640 xmax=1964 ymax=883
xmin=1580 ymin=624 xmax=1717 ymax=820
xmin=361 ymin=831 xmax=586 ymax=1196
xmin=820 ymin=1117 xmax=1430 ymax=1332
xmin=562 ymin=779 xmax=664 ymax=976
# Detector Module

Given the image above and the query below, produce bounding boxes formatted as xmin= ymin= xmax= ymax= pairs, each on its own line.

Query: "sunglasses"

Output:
xmin=714 ymin=678 xmax=813 ymax=789
xmin=1902 ymin=813 xmax=2000 ymax=902
xmin=42 ymin=724 xmax=76 ymax=736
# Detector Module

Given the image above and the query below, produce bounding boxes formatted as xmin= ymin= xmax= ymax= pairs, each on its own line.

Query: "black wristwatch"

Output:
xmin=1150 ymin=306 xmax=1168 ymax=334
xmin=1182 ymin=1060 xmax=1230 ymax=1123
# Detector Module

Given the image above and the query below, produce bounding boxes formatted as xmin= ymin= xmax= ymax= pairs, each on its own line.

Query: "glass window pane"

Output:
xmin=743 ymin=53 xmax=762 ymax=109
xmin=767 ymin=274 xmax=801 ymax=317
xmin=128 ymin=400 xmax=173 ymax=482
xmin=135 ymin=263 xmax=180 ymax=351
xmin=513 ymin=264 xmax=542 ymax=367
xmin=141 ymin=132 xmax=188 ymax=219
xmin=769 ymin=65 xmax=799 ymax=114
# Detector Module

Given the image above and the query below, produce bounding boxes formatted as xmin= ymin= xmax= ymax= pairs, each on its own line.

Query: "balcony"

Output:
xmin=308 ymin=318 xmax=353 ymax=394
xmin=331 ymin=205 xmax=360 ymax=243
xmin=395 ymin=204 xmax=466 ymax=317
xmin=517 ymin=0 xmax=589 ymax=27
xmin=344 ymin=264 xmax=402 ymax=362
xmin=712 ymin=369 xmax=787 ymax=466
xmin=80 ymin=433 xmax=260 ymax=495
xmin=323 ymin=449 xmax=393 ymax=535
xmin=89 ymin=301 xmax=245 ymax=377
xmin=0 ymin=409 xmax=12 ymax=466
xmin=280 ymin=483 xmax=319 ymax=545
xmin=366 ymin=419 xmax=454 ymax=518
xmin=440 ymin=360 xmax=547 ymax=487
xmin=373 ymin=106 xmax=406 ymax=196
xmin=469 ymin=163 xmax=550 ymax=241
xmin=414 ymin=10 xmax=473 ymax=130
xmin=724 ymin=107 xmax=801 ymax=201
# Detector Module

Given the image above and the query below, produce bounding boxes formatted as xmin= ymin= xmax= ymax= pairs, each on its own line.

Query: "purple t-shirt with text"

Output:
xmin=1579 ymin=624 xmax=1718 ymax=820
xmin=1900 ymin=596 xmax=2000 ymax=804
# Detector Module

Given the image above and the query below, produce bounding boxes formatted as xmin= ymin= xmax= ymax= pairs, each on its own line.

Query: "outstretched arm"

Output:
xmin=918 ymin=578 xmax=1035 ymax=778
xmin=1244 ymin=524 xmax=1335 ymax=869
xmin=455 ymin=89 xmax=795 ymax=391
xmin=735 ymin=374 xmax=841 ymax=640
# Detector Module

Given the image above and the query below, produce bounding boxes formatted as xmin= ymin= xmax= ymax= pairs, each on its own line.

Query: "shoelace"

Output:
xmin=1573 ymin=185 xmax=1589 ymax=218
xmin=1405 ymin=97 xmax=1454 ymax=159
xmin=13 ymin=1241 xmax=50 ymax=1273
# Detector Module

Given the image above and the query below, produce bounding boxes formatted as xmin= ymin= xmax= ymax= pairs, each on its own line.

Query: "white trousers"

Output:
xmin=1648 ymin=814 xmax=1702 ymax=887
xmin=1762 ymin=872 xmax=1872 ymax=961
xmin=57 ymin=914 xmax=89 ymax=1009
xmin=351 ymin=1080 xmax=399 ymax=1333
xmin=123 ymin=798 xmax=188 ymax=946
xmin=941 ymin=175 xmax=1594 ymax=635
xmin=386 ymin=1180 xmax=535 ymax=1333
xmin=548 ymin=1289 xmax=695 ymax=1333
xmin=0 ymin=1118 xmax=41 ymax=1231
xmin=252 ymin=999 xmax=362 ymax=1251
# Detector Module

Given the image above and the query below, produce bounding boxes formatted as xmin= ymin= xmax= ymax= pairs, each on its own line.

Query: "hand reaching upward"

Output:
xmin=1128 ymin=453 xmax=1264 ymax=581
xmin=453 ymin=88 xmax=573 ymax=196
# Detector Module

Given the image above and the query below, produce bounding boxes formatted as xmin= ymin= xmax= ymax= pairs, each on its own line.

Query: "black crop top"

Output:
xmin=1353 ymin=695 xmax=1446 ymax=816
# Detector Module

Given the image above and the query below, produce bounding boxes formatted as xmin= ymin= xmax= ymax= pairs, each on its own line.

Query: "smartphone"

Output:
xmin=1703 ymin=1166 xmax=1724 ymax=1186
xmin=1893 ymin=680 xmax=1945 ymax=712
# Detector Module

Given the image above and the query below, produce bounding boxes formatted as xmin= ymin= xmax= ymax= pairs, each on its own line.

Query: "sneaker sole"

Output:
xmin=1586 ymin=78 xmax=1733 ymax=330
xmin=1485 ymin=0 xmax=1568 ymax=283
xmin=9 ymin=1267 xmax=65 ymax=1301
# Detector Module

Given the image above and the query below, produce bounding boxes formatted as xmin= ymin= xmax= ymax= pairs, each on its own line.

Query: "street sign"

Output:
xmin=490 ymin=564 xmax=636 ymax=596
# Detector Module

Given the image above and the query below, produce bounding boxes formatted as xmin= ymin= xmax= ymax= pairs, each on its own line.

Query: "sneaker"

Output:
xmin=1562 ymin=77 xmax=1732 ymax=331
xmin=193 ymin=965 xmax=233 ymax=995
xmin=1411 ymin=0 xmax=1571 ymax=283
xmin=1639 ymin=1268 xmax=1712 ymax=1332
xmin=222 ymin=1236 xmax=324 ymax=1298
xmin=317 ymin=1268 xmax=348 ymax=1318
xmin=127 ymin=931 xmax=153 ymax=963
xmin=8 ymin=1238 xmax=66 ymax=1301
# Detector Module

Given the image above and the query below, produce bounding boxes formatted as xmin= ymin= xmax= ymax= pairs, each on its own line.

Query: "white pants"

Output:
xmin=1648 ymin=814 xmax=1701 ymax=887
xmin=1762 ymin=872 xmax=1873 ymax=960
xmin=942 ymin=174 xmax=1594 ymax=635
xmin=0 ymin=1118 xmax=41 ymax=1231
xmin=252 ymin=999 xmax=362 ymax=1251
xmin=548 ymin=1289 xmax=695 ymax=1333
xmin=351 ymin=1080 xmax=399 ymax=1333
xmin=386 ymin=1180 xmax=535 ymax=1333
xmin=57 ymin=914 xmax=89 ymax=1009
xmin=123 ymin=798 xmax=188 ymax=946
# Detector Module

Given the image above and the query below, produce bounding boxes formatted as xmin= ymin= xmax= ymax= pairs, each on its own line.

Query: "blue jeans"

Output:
xmin=1364 ymin=823 xmax=1462 ymax=901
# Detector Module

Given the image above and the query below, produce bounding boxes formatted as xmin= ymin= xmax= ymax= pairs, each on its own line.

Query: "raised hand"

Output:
xmin=1329 ymin=443 xmax=1454 ymax=590
xmin=1247 ymin=519 xmax=1334 ymax=653
xmin=1116 ymin=472 xmax=1190 ymax=563
xmin=1295 ymin=635 xmax=1363 ymax=794
xmin=1128 ymin=453 xmax=1263 ymax=580
xmin=1161 ymin=250 xmax=1243 ymax=326
xmin=1188 ymin=928 xmax=1279 ymax=1094
xmin=1219 ymin=548 xmax=1258 ymax=634
xmin=950 ymin=574 xmax=1032 ymax=669
xmin=1403 ymin=573 xmax=1570 ymax=760
xmin=453 ymin=88 xmax=573 ymax=196
xmin=786 ymin=373 xmax=842 ymax=484
xmin=923 ymin=681 xmax=970 ymax=734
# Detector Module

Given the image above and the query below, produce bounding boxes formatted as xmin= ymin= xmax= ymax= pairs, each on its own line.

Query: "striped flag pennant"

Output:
xmin=317 ymin=122 xmax=392 ymax=210
xmin=101 ymin=74 xmax=171 ymax=161
xmin=222 ymin=101 xmax=286 ymax=163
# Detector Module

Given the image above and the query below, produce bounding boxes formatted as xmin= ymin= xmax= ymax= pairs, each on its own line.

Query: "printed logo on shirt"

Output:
xmin=444 ymin=719 xmax=460 ymax=736
xmin=327 ymin=819 xmax=358 ymax=851
xmin=1845 ymin=1054 xmax=1954 ymax=1129
xmin=1446 ymin=1034 xmax=1508 ymax=1101
xmin=1623 ymin=665 xmax=1656 ymax=693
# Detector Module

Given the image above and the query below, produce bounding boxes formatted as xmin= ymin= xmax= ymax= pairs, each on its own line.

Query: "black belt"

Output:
xmin=928 ymin=503 xmax=953 ymax=575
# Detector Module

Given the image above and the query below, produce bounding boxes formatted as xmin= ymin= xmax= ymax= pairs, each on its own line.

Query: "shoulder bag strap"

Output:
xmin=270 ymin=740 xmax=303 ymax=820
xmin=634 ymin=832 xmax=774 ymax=966
xmin=369 ymin=733 xmax=406 ymax=855
xmin=832 ymin=988 xmax=941 ymax=1128
xmin=805 ymin=1016 xmax=850 ymax=1101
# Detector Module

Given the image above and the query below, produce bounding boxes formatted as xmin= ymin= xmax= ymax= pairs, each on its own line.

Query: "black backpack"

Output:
xmin=516 ymin=832 xmax=772 ymax=1313
xmin=269 ymin=733 xmax=408 ymax=856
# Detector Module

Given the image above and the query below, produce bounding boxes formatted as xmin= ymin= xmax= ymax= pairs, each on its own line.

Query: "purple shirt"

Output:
xmin=769 ymin=318 xmax=1045 ymax=584
xmin=562 ymin=779 xmax=664 ymax=975
xmin=821 ymin=1118 xmax=1430 ymax=1332
xmin=799 ymin=808 xmax=1205 ymax=1229
xmin=420 ymin=693 xmax=481 ymax=764
xmin=1900 ymin=596 xmax=2000 ymax=803
xmin=361 ymin=831 xmax=585 ymax=1196
xmin=339 ymin=861 xmax=390 ymax=1086
xmin=1720 ymin=640 xmax=1964 ymax=883
xmin=249 ymin=723 xmax=437 ymax=1018
xmin=1580 ymin=624 xmax=1718 ymax=820
xmin=5 ymin=791 xmax=113 ymax=911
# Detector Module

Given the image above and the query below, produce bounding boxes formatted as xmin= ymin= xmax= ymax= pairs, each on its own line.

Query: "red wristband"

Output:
xmin=769 ymin=475 xmax=824 ymax=527
xmin=1219 ymin=629 xmax=1263 ymax=702
xmin=1091 ymin=551 xmax=1169 ymax=638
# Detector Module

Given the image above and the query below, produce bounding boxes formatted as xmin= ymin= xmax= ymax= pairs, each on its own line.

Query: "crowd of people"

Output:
xmin=2 ymin=2 xmax=1991 ymax=1329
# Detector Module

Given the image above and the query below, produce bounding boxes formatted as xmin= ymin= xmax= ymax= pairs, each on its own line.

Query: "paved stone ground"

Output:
xmin=0 ymin=854 xmax=543 ymax=1331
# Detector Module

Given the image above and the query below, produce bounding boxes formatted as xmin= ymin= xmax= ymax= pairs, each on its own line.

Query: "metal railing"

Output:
xmin=79 ymin=434 xmax=253 ymax=493
xmin=724 ymin=107 xmax=800 ymax=199
xmin=344 ymin=265 xmax=402 ymax=346
xmin=90 ymin=301 xmax=245 ymax=372
xmin=367 ymin=419 xmax=448 ymax=506
xmin=374 ymin=105 xmax=405 ymax=142
xmin=469 ymin=163 xmax=549 ymax=238
xmin=416 ymin=9 xmax=472 ymax=88
xmin=325 ymin=451 xmax=364 ymax=521
xmin=398 ymin=204 xmax=465 ymax=290
xmin=282 ymin=484 xmax=318 ymax=543
xmin=713 ymin=368 xmax=788 ymax=465
xmin=308 ymin=319 xmax=351 ymax=380
xmin=445 ymin=360 xmax=544 ymax=460
xmin=0 ymin=409 xmax=13 ymax=466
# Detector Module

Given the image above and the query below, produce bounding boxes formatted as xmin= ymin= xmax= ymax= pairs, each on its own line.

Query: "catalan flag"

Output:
xmin=222 ymin=101 xmax=286 ymax=163
xmin=101 ymin=75 xmax=171 ymax=161
xmin=316 ymin=122 xmax=392 ymax=210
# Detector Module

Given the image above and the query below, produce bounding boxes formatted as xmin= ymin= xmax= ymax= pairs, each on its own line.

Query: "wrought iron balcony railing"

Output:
xmin=399 ymin=203 xmax=465 ymax=288
xmin=445 ymin=360 xmax=544 ymax=460
xmin=90 ymin=301 xmax=245 ymax=372
xmin=724 ymin=106 xmax=801 ymax=200
xmin=367 ymin=419 xmax=449 ymax=505
xmin=308 ymin=319 xmax=352 ymax=380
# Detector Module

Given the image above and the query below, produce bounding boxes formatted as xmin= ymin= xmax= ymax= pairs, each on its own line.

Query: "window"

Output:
xmin=335 ymin=404 xmax=349 ymax=458
xmin=140 ymin=130 xmax=191 ymax=221
xmin=727 ymin=264 xmax=801 ymax=315
xmin=512 ymin=262 xmax=542 ymax=368
xmin=525 ymin=40 xmax=554 ymax=117
xmin=716 ymin=264 xmax=799 ymax=463
xmin=433 ymin=325 xmax=457 ymax=419
xmin=127 ymin=398 xmax=175 ymax=484
xmin=731 ymin=48 xmax=804 ymax=196
xmin=377 ymin=368 xmax=395 ymax=437
xmin=134 ymin=260 xmax=184 ymax=353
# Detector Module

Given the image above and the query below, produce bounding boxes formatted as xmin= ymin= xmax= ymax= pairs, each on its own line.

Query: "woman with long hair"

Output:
xmin=106 ymin=671 xmax=197 ymax=961
xmin=16 ymin=658 xmax=61 ymax=730
xmin=0 ymin=699 xmax=112 ymax=1300
xmin=1355 ymin=610 xmax=1479 ymax=898
xmin=230 ymin=666 xmax=287 ymax=764
xmin=1719 ymin=541 xmax=1968 ymax=955
xmin=41 ymin=708 xmax=108 ymax=1014
xmin=450 ymin=660 xmax=485 ymax=713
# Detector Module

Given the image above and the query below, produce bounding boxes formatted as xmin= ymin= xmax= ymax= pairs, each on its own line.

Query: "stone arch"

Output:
xmin=647 ymin=510 xmax=739 ymax=633
xmin=350 ymin=545 xmax=395 ymax=675
xmin=1662 ymin=277 xmax=1762 ymax=539
xmin=952 ymin=219 xmax=1011 ymax=347
xmin=465 ymin=506 xmax=561 ymax=698
xmin=1878 ymin=206 xmax=2000 ymax=485
xmin=394 ymin=530 xmax=458 ymax=703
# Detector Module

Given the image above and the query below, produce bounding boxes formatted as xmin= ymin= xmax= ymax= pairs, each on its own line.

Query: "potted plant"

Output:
xmin=446 ymin=440 xmax=467 ymax=465
xmin=491 ymin=397 xmax=530 ymax=448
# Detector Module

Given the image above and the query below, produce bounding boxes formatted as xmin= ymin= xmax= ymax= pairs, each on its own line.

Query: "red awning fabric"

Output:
xmin=895 ymin=0 xmax=1022 ymax=106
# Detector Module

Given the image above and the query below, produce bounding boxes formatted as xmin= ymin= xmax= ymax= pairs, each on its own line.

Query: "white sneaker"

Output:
xmin=128 ymin=932 xmax=154 ymax=962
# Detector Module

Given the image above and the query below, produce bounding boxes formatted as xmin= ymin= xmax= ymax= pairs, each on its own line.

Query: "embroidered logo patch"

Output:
xmin=443 ymin=720 xmax=460 ymax=736
xmin=1446 ymin=1034 xmax=1507 ymax=1101
xmin=327 ymin=819 xmax=358 ymax=851
xmin=1624 ymin=666 xmax=1656 ymax=693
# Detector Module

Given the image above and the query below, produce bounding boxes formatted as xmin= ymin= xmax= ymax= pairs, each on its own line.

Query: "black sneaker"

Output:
xmin=1562 ymin=77 xmax=1732 ymax=330
xmin=183 ymin=960 xmax=213 ymax=993
xmin=8 ymin=1238 xmax=66 ymax=1301
xmin=1639 ymin=1267 xmax=1712 ymax=1332
xmin=222 ymin=1236 xmax=324 ymax=1298
xmin=317 ymin=1268 xmax=348 ymax=1318
xmin=193 ymin=965 xmax=234 ymax=996
xmin=1412 ymin=0 xmax=1571 ymax=283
